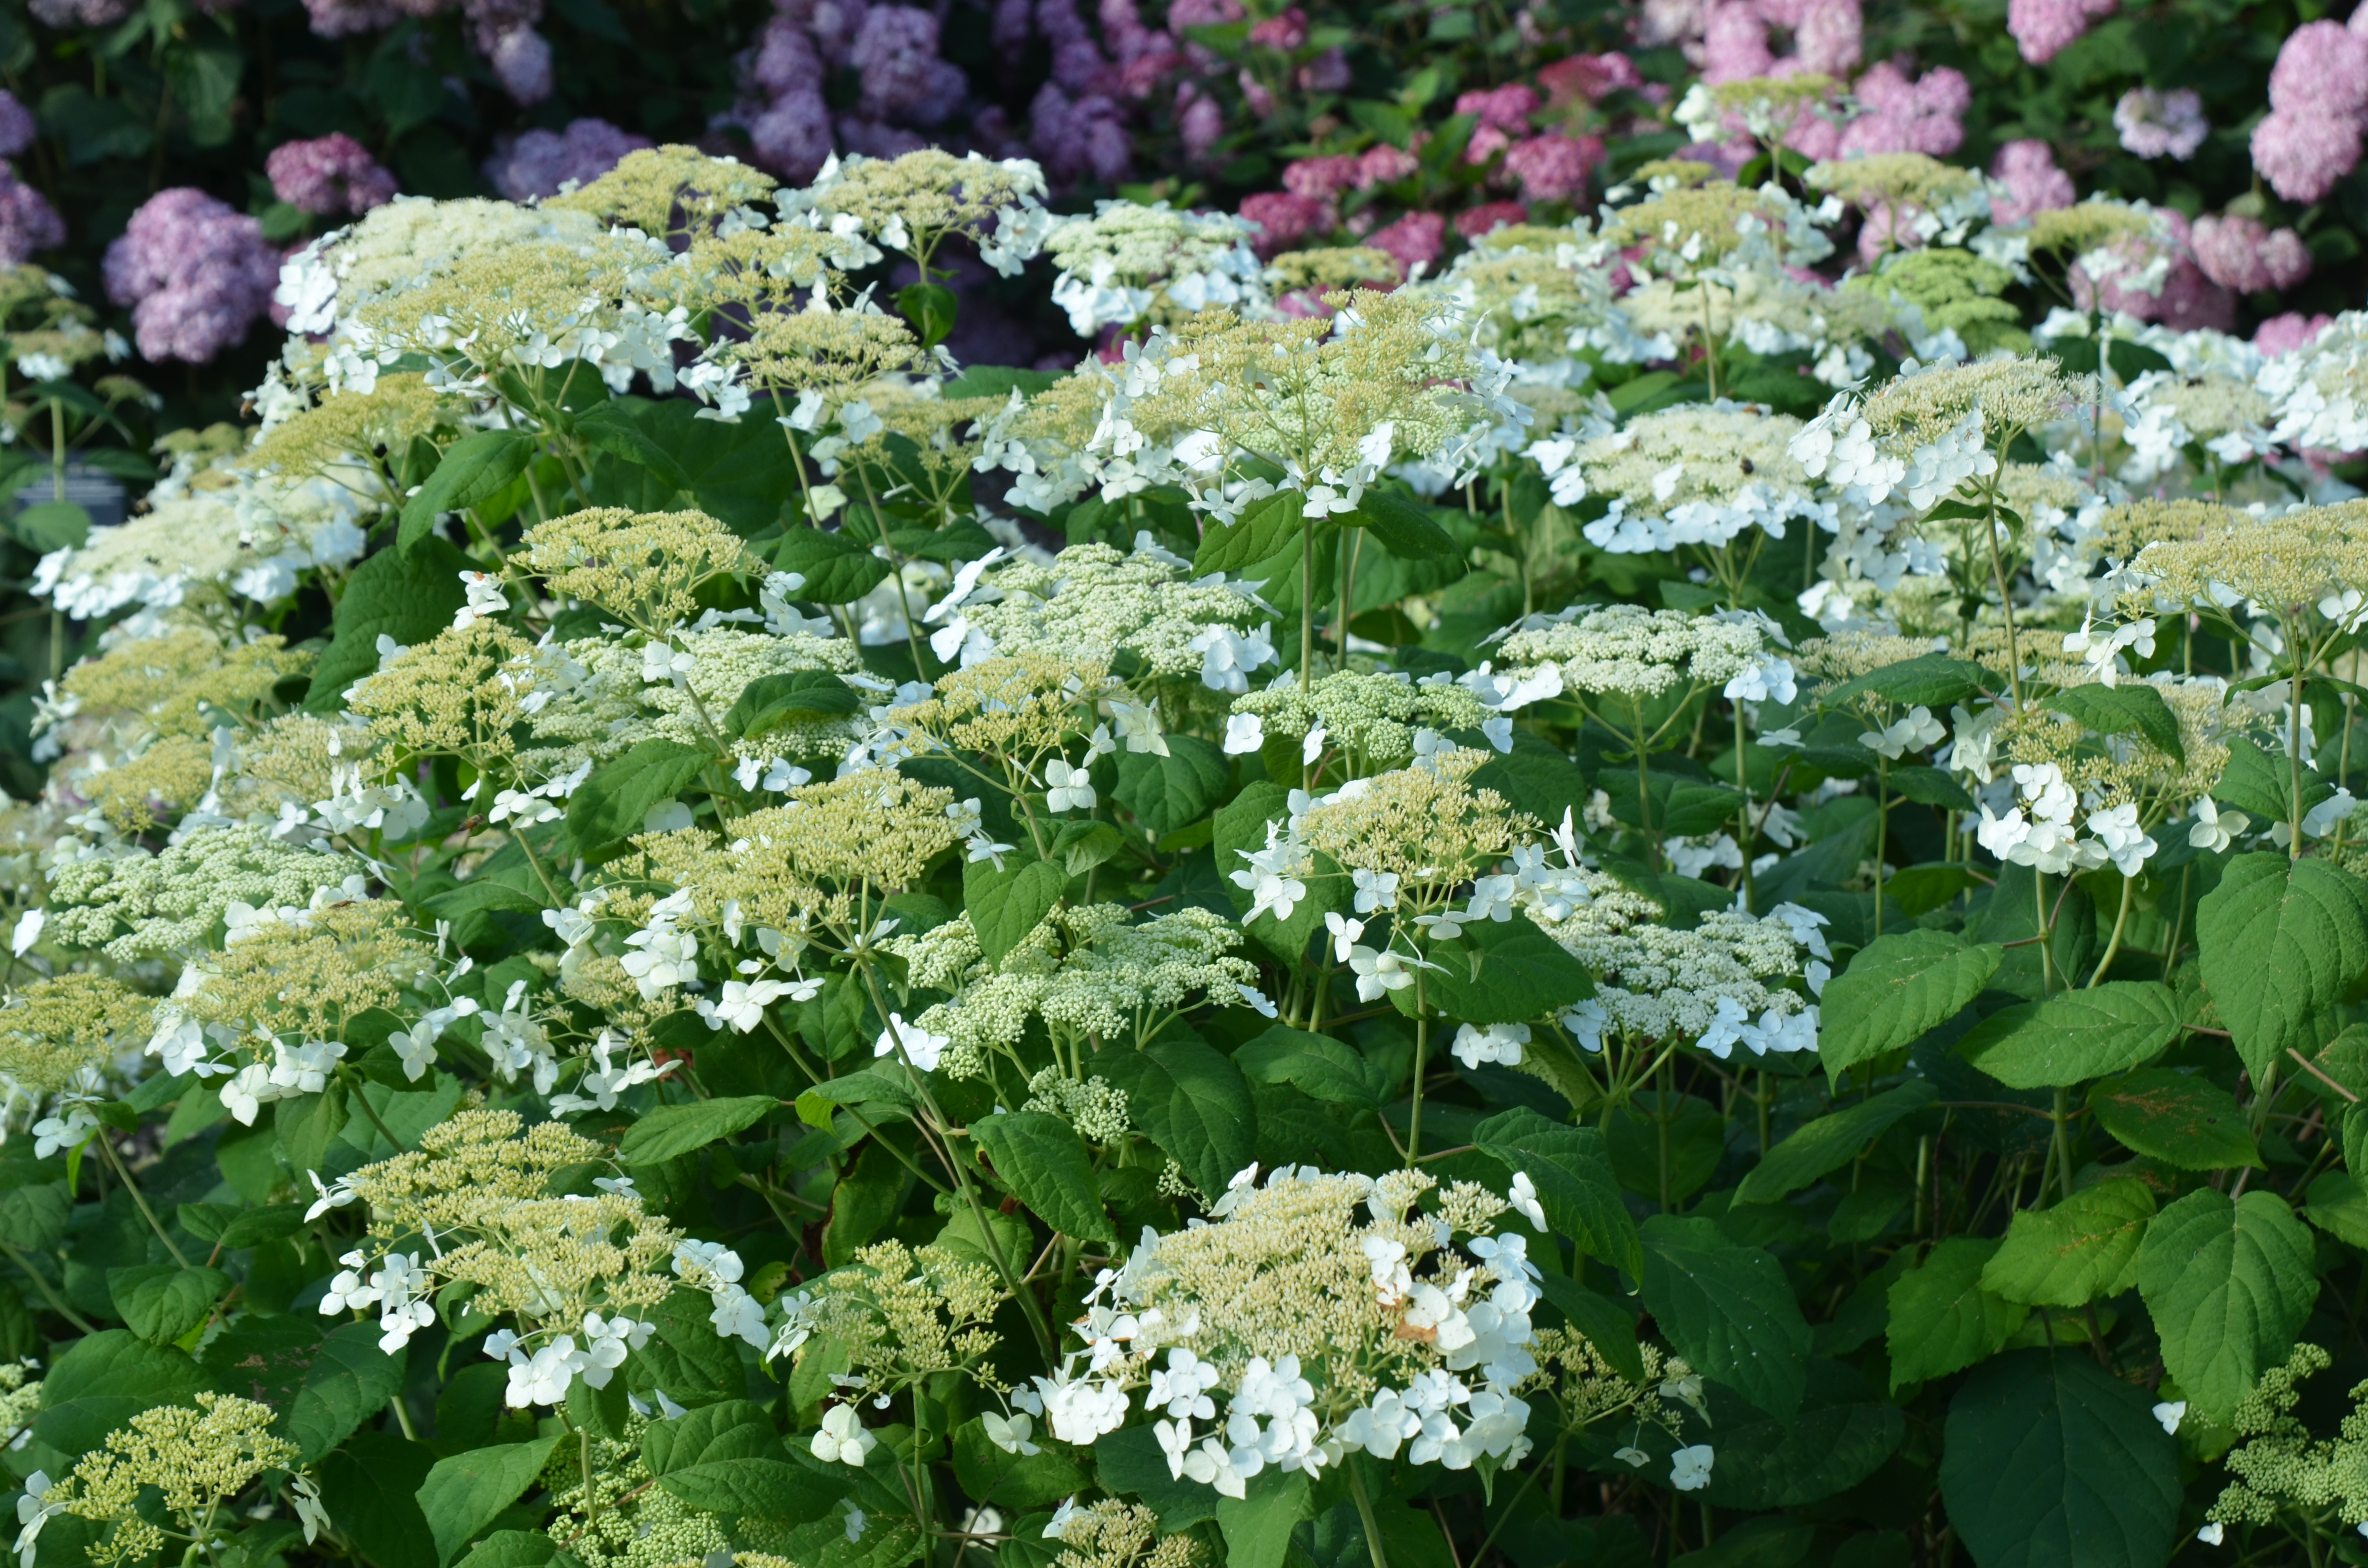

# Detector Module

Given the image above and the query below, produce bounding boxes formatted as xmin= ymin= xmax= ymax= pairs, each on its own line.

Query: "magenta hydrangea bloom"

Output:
xmin=2005 ymin=0 xmax=2114 ymax=65
xmin=0 ymin=164 xmax=64 ymax=265
xmin=1366 ymin=210 xmax=1445 ymax=276
xmin=483 ymin=118 xmax=651 ymax=202
xmin=1454 ymin=85 xmax=1540 ymax=134
xmin=2257 ymin=312 xmax=2334 ymax=357
xmin=1239 ymin=191 xmax=1332 ymax=257
xmin=1283 ymin=154 xmax=1360 ymax=201
xmin=0 ymin=92 xmax=34 ymax=160
xmin=266 ymin=134 xmax=398 ymax=217
xmin=2251 ymin=108 xmax=2363 ymax=204
xmin=1355 ymin=143 xmax=1418 ymax=187
xmin=1503 ymin=133 xmax=1600 ymax=203
xmin=1839 ymin=63 xmax=1968 ymax=157
xmin=2189 ymin=213 xmax=2312 ymax=294
xmin=1538 ymin=53 xmax=1642 ymax=106
xmin=102 ymin=188 xmax=278 ymax=365
xmin=1246 ymin=7 xmax=1305 ymax=49
xmin=1990 ymin=139 xmax=2074 ymax=225
xmin=1454 ymin=200 xmax=1528 ymax=239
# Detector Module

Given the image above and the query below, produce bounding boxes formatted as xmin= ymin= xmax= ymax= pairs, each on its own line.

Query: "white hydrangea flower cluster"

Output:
xmin=1975 ymin=760 xmax=2159 ymax=877
xmin=1043 ymin=201 xmax=1268 ymax=335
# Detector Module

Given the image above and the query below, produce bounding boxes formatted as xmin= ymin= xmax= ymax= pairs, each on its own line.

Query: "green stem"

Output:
xmin=1407 ymin=973 xmax=1430 ymax=1164
xmin=0 ymin=1236 xmax=97 ymax=1332
xmin=2088 ymin=873 xmax=2135 ymax=987
xmin=1348 ymin=1459 xmax=1392 ymax=1568
xmin=97 ymin=1134 xmax=190 ymax=1267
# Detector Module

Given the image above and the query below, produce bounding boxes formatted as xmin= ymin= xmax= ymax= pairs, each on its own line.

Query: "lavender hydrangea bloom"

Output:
xmin=0 ymin=164 xmax=65 ymax=264
xmin=487 ymin=26 xmax=555 ymax=104
xmin=0 ymin=93 xmax=34 ymax=160
xmin=2114 ymin=87 xmax=2208 ymax=160
xmin=750 ymin=92 xmax=835 ymax=183
xmin=483 ymin=118 xmax=652 ymax=202
xmin=851 ymin=7 xmax=968 ymax=126
xmin=300 ymin=0 xmax=399 ymax=35
xmin=27 ymin=0 xmax=135 ymax=26
xmin=102 ymin=189 xmax=278 ymax=364
xmin=266 ymin=134 xmax=399 ymax=216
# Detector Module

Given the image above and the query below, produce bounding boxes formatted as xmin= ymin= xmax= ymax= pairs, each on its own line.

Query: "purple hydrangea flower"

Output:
xmin=0 ymin=92 xmax=35 ymax=160
xmin=483 ymin=117 xmax=652 ymax=202
xmin=267 ymin=134 xmax=399 ymax=216
xmin=0 ymin=163 xmax=65 ymax=264
xmin=102 ymin=188 xmax=278 ymax=364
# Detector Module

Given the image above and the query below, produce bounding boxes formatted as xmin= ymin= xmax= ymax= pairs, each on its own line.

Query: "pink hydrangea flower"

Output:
xmin=2256 ymin=312 xmax=2334 ymax=356
xmin=1538 ymin=52 xmax=1642 ymax=106
xmin=2188 ymin=213 xmax=2312 ymax=294
xmin=1454 ymin=200 xmax=1529 ymax=239
xmin=1366 ymin=211 xmax=1445 ymax=276
xmin=1178 ymin=90 xmax=1225 ymax=162
xmin=1990 ymin=139 xmax=2074 ymax=225
xmin=1465 ymin=124 xmax=1512 ymax=166
xmin=484 ymin=118 xmax=649 ymax=201
xmin=2067 ymin=210 xmax=2233 ymax=334
xmin=1283 ymin=154 xmax=1361 ymax=201
xmin=2113 ymin=87 xmax=2208 ymax=161
xmin=266 ymin=134 xmax=398 ymax=217
xmin=1246 ymin=7 xmax=1305 ymax=49
xmin=1454 ymin=85 xmax=1540 ymax=133
xmin=102 ymin=188 xmax=278 ymax=364
xmin=0 ymin=163 xmax=63 ymax=265
xmin=1792 ymin=0 xmax=1863 ymax=75
xmin=2268 ymin=21 xmax=2368 ymax=117
xmin=1355 ymin=143 xmax=1418 ymax=187
xmin=1503 ymin=133 xmax=1601 ymax=202
xmin=2251 ymin=107 xmax=2363 ymax=204
xmin=1839 ymin=62 xmax=1968 ymax=157
xmin=1239 ymin=190 xmax=1333 ymax=257
xmin=2006 ymin=0 xmax=2114 ymax=65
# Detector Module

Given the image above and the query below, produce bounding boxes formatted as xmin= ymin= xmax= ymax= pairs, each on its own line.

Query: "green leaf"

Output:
xmin=1887 ymin=765 xmax=1975 ymax=811
xmin=1885 ymin=1237 xmax=2027 ymax=1392
xmin=418 ymin=1436 xmax=562 ymax=1566
xmin=573 ymin=400 xmax=693 ymax=490
xmin=13 ymin=499 xmax=88 ymax=551
xmin=1233 ymin=1025 xmax=1384 ymax=1110
xmin=287 ymin=1322 xmax=410 ymax=1461
xmin=1980 ymin=1178 xmax=2157 ymax=1308
xmin=1474 ymin=1107 xmax=1642 ymax=1277
xmin=951 ymin=1416 xmax=1089 ymax=1509
xmin=277 ymin=1085 xmax=349 ymax=1176
xmin=966 ymin=855 xmax=1067 ymax=967
xmin=1638 ymin=1215 xmax=1810 ymax=1421
xmin=1696 ymin=1364 xmax=1904 ymax=1511
xmin=108 ymin=1264 xmax=228 ymax=1345
xmin=399 ymin=430 xmax=538 ymax=554
xmin=1939 ymin=1351 xmax=2180 ymax=1568
xmin=2090 ymin=1068 xmax=2259 ymax=1169
xmin=1217 ymin=1471 xmax=1311 ymax=1568
xmin=1113 ymin=735 xmax=1231 ymax=837
xmin=972 ymin=1110 xmax=1117 ymax=1241
xmin=726 ymin=671 xmax=860 ymax=737
xmin=318 ymin=1433 xmax=438 ymax=1568
xmin=1346 ymin=490 xmax=1461 ymax=560
xmin=305 ymin=536 xmax=472 ymax=711
xmin=655 ymin=1457 xmax=850 ymax=1521
xmin=568 ymin=738 xmax=712 ymax=854
xmin=0 ymin=1179 xmax=69 ymax=1250
xmin=453 ymin=1532 xmax=555 ymax=1568
xmin=940 ymin=367 xmax=1065 ymax=400
xmin=2306 ymin=1170 xmax=2368 ymax=1251
xmin=1956 ymin=981 xmax=2182 ymax=1090
xmin=896 ymin=281 xmax=959 ymax=347
xmin=1533 ymin=1271 xmax=1644 ymax=1386
xmin=1096 ymin=1423 xmax=1218 ymax=1530
xmin=2135 ymin=1188 xmax=2319 ymax=1424
xmin=1098 ymin=1039 xmax=1257 ymax=1199
xmin=793 ymin=1067 xmax=918 ymax=1129
xmin=32 ymin=1330 xmax=210 ymax=1455
xmin=2196 ymin=851 xmax=2368 ymax=1082
xmin=1193 ymin=490 xmax=1306 ymax=576
xmin=2040 ymin=685 xmax=2184 ymax=764
xmin=616 ymin=1095 xmax=776 ymax=1166
xmin=1734 ymin=1080 xmax=1936 ymax=1205
xmin=1420 ymin=917 xmax=1594 ymax=1024
xmin=1818 ymin=653 xmax=1992 ymax=712
xmin=1819 ymin=930 xmax=2001 ymax=1086
xmin=2211 ymin=735 xmax=2330 ymax=827
xmin=773 ymin=528 xmax=891 ymax=603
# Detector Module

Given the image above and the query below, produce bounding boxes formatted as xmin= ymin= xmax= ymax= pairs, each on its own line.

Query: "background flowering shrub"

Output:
xmin=0 ymin=3 xmax=2366 ymax=1568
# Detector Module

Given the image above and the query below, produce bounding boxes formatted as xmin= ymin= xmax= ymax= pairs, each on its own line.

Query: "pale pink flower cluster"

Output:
xmin=2250 ymin=14 xmax=2368 ymax=203
xmin=2006 ymin=0 xmax=2114 ymax=65
xmin=2067 ymin=209 xmax=2234 ymax=335
xmin=1989 ymin=139 xmax=2074 ymax=225
xmin=102 ymin=189 xmax=279 ymax=364
xmin=2188 ymin=212 xmax=2312 ymax=294
xmin=266 ymin=133 xmax=398 ymax=217
xmin=2257 ymin=313 xmax=2333 ymax=357
xmin=2113 ymin=87 xmax=2208 ymax=160
xmin=1699 ymin=0 xmax=1862 ymax=83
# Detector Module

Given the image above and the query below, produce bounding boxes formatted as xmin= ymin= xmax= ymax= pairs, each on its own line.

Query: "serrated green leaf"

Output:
xmin=655 ymin=1457 xmax=849 ymax=1521
xmin=1819 ymin=930 xmax=2001 ymax=1086
xmin=32 ymin=1330 xmax=210 ymax=1455
xmin=108 ymin=1264 xmax=228 ymax=1345
xmin=965 ymin=856 xmax=1067 ymax=967
xmin=1957 ymin=981 xmax=2182 ymax=1089
xmin=1474 ymin=1107 xmax=1641 ymax=1277
xmin=726 ymin=670 xmax=859 ymax=737
xmin=1346 ymin=490 xmax=1461 ymax=560
xmin=773 ymin=528 xmax=892 ymax=603
xmin=2135 ymin=1188 xmax=2318 ymax=1424
xmin=616 ymin=1095 xmax=776 ymax=1165
xmin=1098 ymin=1039 xmax=1256 ymax=1199
xmin=1939 ymin=1351 xmax=2180 ymax=1568
xmin=2090 ymin=1068 xmax=2258 ymax=1169
xmin=399 ymin=430 xmax=538 ymax=554
xmin=1734 ymin=1080 xmax=1936 ymax=1206
xmin=305 ymin=537 xmax=472 ymax=712
xmin=419 ymin=1437 xmax=561 ymax=1566
xmin=1818 ymin=652 xmax=1992 ymax=711
xmin=2196 ymin=851 xmax=2368 ymax=1082
xmin=1885 ymin=1237 xmax=2026 ymax=1392
xmin=972 ymin=1110 xmax=1115 ymax=1241
xmin=1639 ymin=1215 xmax=1810 ymax=1421
xmin=568 ymin=738 xmax=712 ymax=854
xmin=951 ymin=1415 xmax=1089 ymax=1509
xmin=1193 ymin=490 xmax=1306 ymax=576
xmin=2041 ymin=684 xmax=2184 ymax=764
xmin=1420 ymin=917 xmax=1593 ymax=1024
xmin=1233 ymin=1024 xmax=1383 ymax=1110
xmin=1113 ymin=735 xmax=1231 ymax=837
xmin=1980 ymin=1178 xmax=2156 ymax=1308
